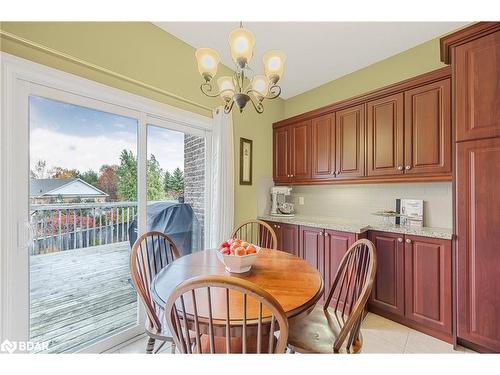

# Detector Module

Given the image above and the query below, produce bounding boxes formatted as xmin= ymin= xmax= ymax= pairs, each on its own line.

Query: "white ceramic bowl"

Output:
xmin=215 ymin=246 xmax=261 ymax=273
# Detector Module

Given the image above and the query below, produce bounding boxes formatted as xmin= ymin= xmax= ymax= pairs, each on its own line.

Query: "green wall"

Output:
xmin=0 ymin=22 xmax=284 ymax=225
xmin=283 ymin=38 xmax=446 ymax=118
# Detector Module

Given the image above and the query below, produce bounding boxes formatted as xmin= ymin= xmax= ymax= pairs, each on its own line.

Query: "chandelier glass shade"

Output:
xmin=195 ymin=24 xmax=285 ymax=114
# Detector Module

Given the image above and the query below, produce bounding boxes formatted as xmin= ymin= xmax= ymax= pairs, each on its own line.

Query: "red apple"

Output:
xmin=219 ymin=241 xmax=230 ymax=249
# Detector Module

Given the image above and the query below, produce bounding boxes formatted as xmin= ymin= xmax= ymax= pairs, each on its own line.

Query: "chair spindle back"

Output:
xmin=165 ymin=275 xmax=289 ymax=354
xmin=230 ymin=220 xmax=278 ymax=250
xmin=130 ymin=231 xmax=181 ymax=331
xmin=324 ymin=239 xmax=377 ymax=353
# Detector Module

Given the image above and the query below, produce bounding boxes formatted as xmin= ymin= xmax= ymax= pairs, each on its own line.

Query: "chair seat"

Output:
xmin=287 ymin=305 xmax=362 ymax=354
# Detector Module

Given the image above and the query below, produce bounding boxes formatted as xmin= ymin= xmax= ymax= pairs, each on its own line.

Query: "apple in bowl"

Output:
xmin=216 ymin=238 xmax=261 ymax=273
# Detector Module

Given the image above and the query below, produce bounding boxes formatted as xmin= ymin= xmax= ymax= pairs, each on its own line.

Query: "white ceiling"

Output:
xmin=154 ymin=22 xmax=468 ymax=99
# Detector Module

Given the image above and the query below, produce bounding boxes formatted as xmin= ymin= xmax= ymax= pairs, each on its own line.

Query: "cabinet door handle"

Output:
xmin=405 ymin=165 xmax=411 ymax=170
xmin=325 ymin=232 xmax=329 ymax=237
xmin=405 ymin=238 xmax=412 ymax=244
xmin=277 ymin=225 xmax=281 ymax=229
xmin=397 ymin=237 xmax=403 ymax=242
xmin=319 ymin=232 xmax=323 ymax=236
xmin=397 ymin=165 xmax=403 ymax=171
xmin=336 ymin=171 xmax=341 ymax=175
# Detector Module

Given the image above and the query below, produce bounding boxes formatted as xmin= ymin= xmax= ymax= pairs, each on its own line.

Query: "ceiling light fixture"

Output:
xmin=195 ymin=22 xmax=286 ymax=114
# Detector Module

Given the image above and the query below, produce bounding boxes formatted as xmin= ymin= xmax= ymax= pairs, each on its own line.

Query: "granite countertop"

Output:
xmin=257 ymin=214 xmax=453 ymax=240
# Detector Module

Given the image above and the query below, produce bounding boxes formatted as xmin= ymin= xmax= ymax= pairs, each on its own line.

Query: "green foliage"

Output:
xmin=169 ymin=167 xmax=185 ymax=199
xmin=116 ymin=150 xmax=138 ymax=201
xmin=79 ymin=170 xmax=98 ymax=187
xmin=164 ymin=170 xmax=172 ymax=194
xmin=147 ymin=154 xmax=163 ymax=201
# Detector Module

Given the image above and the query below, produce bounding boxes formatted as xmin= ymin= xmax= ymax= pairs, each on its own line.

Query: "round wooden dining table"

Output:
xmin=151 ymin=248 xmax=324 ymax=324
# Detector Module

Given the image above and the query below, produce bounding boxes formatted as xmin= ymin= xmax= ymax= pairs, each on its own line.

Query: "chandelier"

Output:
xmin=195 ymin=23 xmax=286 ymax=114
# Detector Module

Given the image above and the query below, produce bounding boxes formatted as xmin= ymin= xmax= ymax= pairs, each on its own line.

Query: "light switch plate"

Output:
xmin=297 ymin=196 xmax=305 ymax=205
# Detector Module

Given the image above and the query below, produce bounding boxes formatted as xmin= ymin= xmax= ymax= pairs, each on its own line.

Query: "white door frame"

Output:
xmin=0 ymin=52 xmax=213 ymax=353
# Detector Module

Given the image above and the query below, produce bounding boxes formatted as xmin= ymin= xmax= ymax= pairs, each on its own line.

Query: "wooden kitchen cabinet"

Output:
xmin=454 ymin=30 xmax=500 ymax=142
xmin=279 ymin=223 xmax=299 ymax=256
xmin=273 ymin=120 xmax=312 ymax=182
xmin=262 ymin=221 xmax=299 ymax=256
xmin=404 ymin=79 xmax=452 ymax=175
xmin=324 ymin=230 xmax=356 ymax=308
xmin=335 ymin=104 xmax=366 ymax=179
xmin=367 ymin=93 xmax=405 ymax=177
xmin=299 ymin=226 xmax=325 ymax=275
xmin=290 ymin=120 xmax=312 ymax=180
xmin=273 ymin=68 xmax=452 ymax=185
xmin=368 ymin=231 xmax=405 ymax=316
xmin=368 ymin=231 xmax=452 ymax=340
xmin=404 ymin=235 xmax=452 ymax=335
xmin=273 ymin=126 xmax=290 ymax=183
xmin=456 ymin=138 xmax=500 ymax=352
xmin=311 ymin=114 xmax=336 ymax=180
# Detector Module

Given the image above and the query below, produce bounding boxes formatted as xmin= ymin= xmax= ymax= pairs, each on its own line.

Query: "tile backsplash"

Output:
xmin=288 ymin=182 xmax=453 ymax=229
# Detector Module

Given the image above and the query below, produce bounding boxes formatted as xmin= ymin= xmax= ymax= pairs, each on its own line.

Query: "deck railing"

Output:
xmin=30 ymin=202 xmax=138 ymax=255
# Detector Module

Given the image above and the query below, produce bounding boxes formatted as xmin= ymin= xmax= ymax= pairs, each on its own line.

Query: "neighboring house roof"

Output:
xmin=30 ymin=178 xmax=108 ymax=198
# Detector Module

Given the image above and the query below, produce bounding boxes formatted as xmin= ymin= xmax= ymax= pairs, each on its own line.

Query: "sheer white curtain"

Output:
xmin=210 ymin=106 xmax=234 ymax=247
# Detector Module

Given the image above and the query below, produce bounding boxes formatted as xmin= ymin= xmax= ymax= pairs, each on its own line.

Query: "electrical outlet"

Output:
xmin=297 ymin=196 xmax=305 ymax=205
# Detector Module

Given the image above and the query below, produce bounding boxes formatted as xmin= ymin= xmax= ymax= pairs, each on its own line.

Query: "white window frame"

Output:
xmin=0 ymin=52 xmax=213 ymax=353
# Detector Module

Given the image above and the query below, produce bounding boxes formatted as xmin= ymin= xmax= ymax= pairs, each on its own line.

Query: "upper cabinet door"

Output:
xmin=404 ymin=79 xmax=452 ymax=175
xmin=290 ymin=120 xmax=312 ymax=180
xmin=455 ymin=30 xmax=500 ymax=142
xmin=311 ymin=114 xmax=336 ymax=179
xmin=335 ymin=104 xmax=366 ymax=179
xmin=367 ymin=93 xmax=405 ymax=176
xmin=273 ymin=126 xmax=290 ymax=183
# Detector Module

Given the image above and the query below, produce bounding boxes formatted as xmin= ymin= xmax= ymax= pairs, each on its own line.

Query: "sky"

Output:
xmin=29 ymin=96 xmax=186 ymax=174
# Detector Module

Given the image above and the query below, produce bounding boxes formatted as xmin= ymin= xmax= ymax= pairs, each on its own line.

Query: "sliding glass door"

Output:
xmin=28 ymin=95 xmax=141 ymax=353
xmin=146 ymin=120 xmax=208 ymax=255
xmin=1 ymin=55 xmax=212 ymax=353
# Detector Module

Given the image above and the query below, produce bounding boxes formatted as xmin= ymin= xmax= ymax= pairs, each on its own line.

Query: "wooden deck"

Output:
xmin=30 ymin=242 xmax=137 ymax=353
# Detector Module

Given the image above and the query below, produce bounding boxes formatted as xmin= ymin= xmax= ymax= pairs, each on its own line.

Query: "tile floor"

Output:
xmin=110 ymin=313 xmax=476 ymax=354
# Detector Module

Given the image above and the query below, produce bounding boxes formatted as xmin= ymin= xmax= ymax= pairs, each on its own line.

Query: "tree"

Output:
xmin=164 ymin=170 xmax=172 ymax=196
xmin=98 ymin=166 xmax=118 ymax=201
xmin=147 ymin=154 xmax=163 ymax=201
xmin=79 ymin=170 xmax=98 ymax=187
xmin=170 ymin=167 xmax=185 ymax=199
xmin=31 ymin=160 xmax=48 ymax=179
xmin=116 ymin=150 xmax=137 ymax=201
xmin=51 ymin=167 xmax=78 ymax=179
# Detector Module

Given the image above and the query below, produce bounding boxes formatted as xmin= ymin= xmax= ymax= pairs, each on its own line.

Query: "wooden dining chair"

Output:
xmin=230 ymin=219 xmax=278 ymax=250
xmin=287 ymin=239 xmax=377 ymax=354
xmin=165 ymin=275 xmax=289 ymax=354
xmin=130 ymin=231 xmax=181 ymax=354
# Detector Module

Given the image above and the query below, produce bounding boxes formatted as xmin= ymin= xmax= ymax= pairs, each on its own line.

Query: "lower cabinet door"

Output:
xmin=262 ymin=221 xmax=282 ymax=249
xmin=404 ymin=235 xmax=452 ymax=335
xmin=280 ymin=223 xmax=299 ymax=256
xmin=299 ymin=226 xmax=325 ymax=301
xmin=324 ymin=230 xmax=356 ymax=308
xmin=368 ymin=231 xmax=405 ymax=316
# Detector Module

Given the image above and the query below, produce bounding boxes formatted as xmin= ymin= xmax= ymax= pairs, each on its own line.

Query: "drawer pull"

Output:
xmin=406 ymin=238 xmax=412 ymax=244
xmin=398 ymin=238 xmax=403 ymax=243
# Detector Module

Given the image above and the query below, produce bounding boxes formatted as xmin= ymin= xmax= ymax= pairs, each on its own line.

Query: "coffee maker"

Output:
xmin=270 ymin=186 xmax=295 ymax=217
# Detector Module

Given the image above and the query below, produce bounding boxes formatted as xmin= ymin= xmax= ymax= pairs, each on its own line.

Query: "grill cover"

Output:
xmin=128 ymin=202 xmax=202 ymax=256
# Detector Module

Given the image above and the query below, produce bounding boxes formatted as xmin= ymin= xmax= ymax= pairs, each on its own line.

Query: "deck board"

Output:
xmin=30 ymin=242 xmax=138 ymax=353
